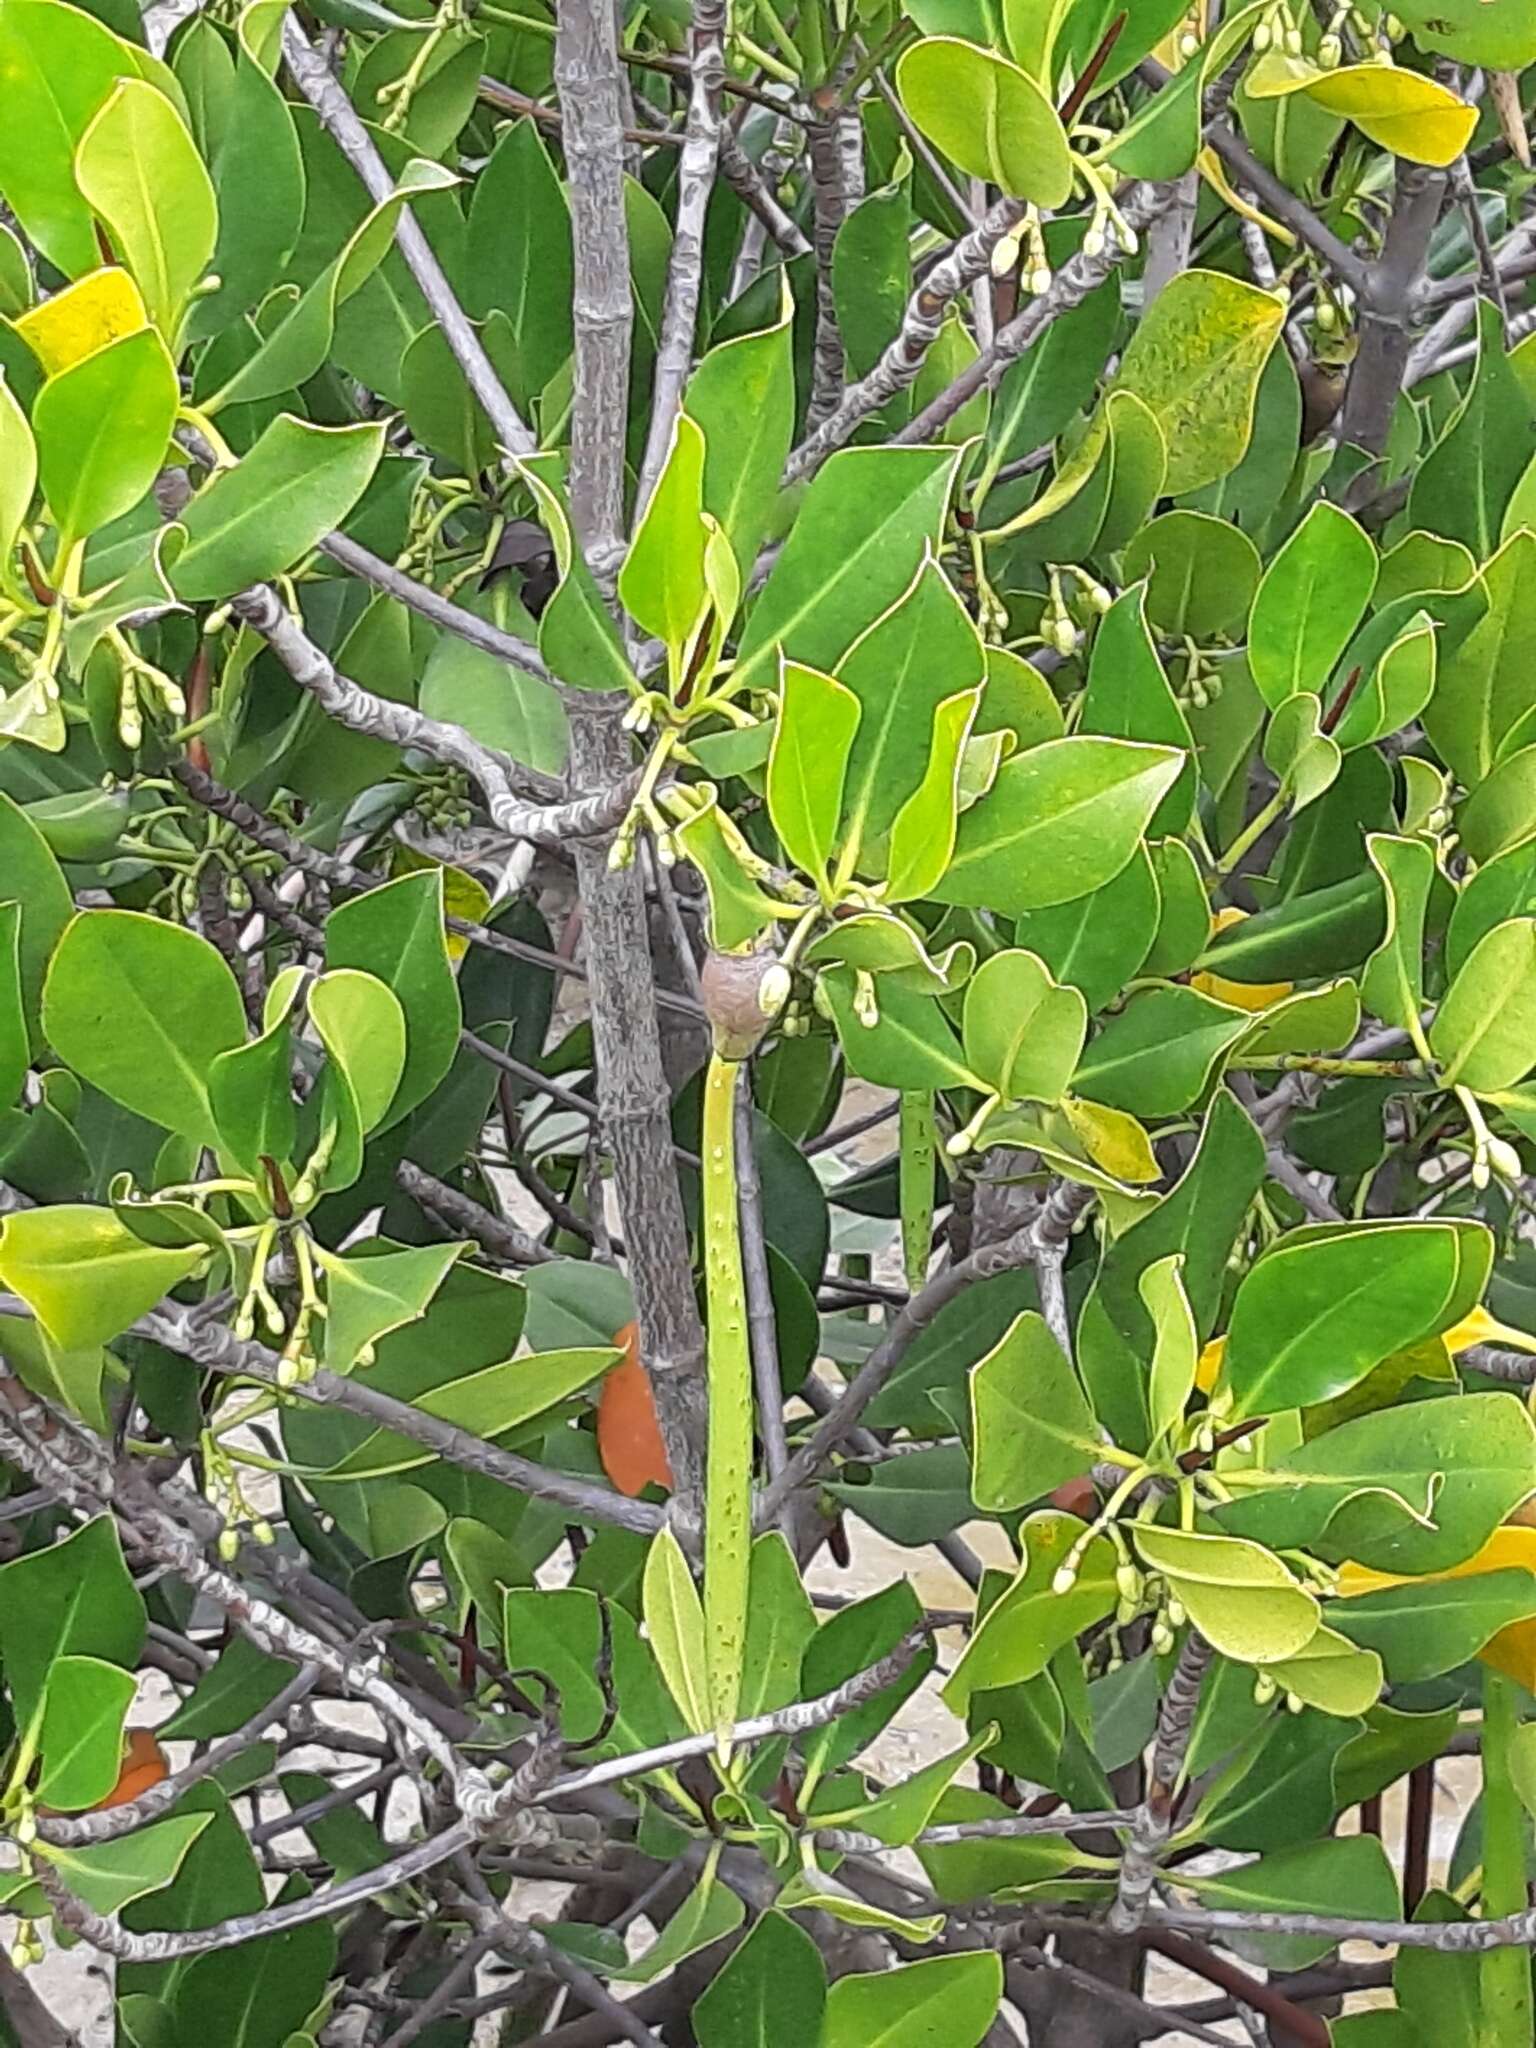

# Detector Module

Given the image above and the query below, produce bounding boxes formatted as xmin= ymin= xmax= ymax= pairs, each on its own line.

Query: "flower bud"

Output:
xmin=1488 ymin=1135 xmax=1524 ymax=1183
xmin=1151 ymin=1619 xmax=1175 ymax=1655
xmin=1318 ymin=31 xmax=1341 ymax=65
xmin=218 ymin=1526 xmax=240 ymax=1563
xmin=1052 ymin=1563 xmax=1079 ymax=1596
xmin=1253 ymin=1671 xmax=1278 ymax=1705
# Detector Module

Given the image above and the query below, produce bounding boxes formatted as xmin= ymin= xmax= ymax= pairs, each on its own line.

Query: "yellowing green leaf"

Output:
xmin=1246 ymin=51 xmax=1477 ymax=166
xmin=1112 ymin=269 xmax=1286 ymax=494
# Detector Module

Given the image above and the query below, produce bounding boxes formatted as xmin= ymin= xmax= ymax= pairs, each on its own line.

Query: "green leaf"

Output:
xmin=836 ymin=552 xmax=987 ymax=867
xmin=0 ymin=905 xmax=24 ymax=1109
xmin=826 ymin=1443 xmax=976 ymax=1546
xmin=642 ymin=1525 xmax=710 ymax=1737
xmin=1013 ymin=843 xmax=1160 ymax=1011
xmin=1111 ymin=268 xmax=1286 ymax=494
xmin=969 ymin=1311 xmax=1101 ymax=1511
xmin=800 ymin=1580 xmax=933 ymax=1783
xmin=686 ymin=287 xmax=795 ymax=586
xmin=43 ymin=910 xmax=247 ymax=1143
xmin=1224 ymin=1220 xmax=1491 ymax=1419
xmin=767 ymin=660 xmax=859 ymax=882
xmin=1143 ymin=1252 xmax=1198 ymax=1447
xmin=1074 ymin=984 xmax=1250 ymax=1116
xmin=944 ymin=1512 xmax=1116 ymax=1713
xmin=1078 ymin=585 xmax=1196 ymax=833
xmin=670 ymin=787 xmax=787 ymax=953
xmin=1264 ymin=690 xmax=1341 ymax=814
xmin=41 ymin=1811 xmax=213 ymax=1917
xmin=167 ymin=415 xmax=385 ymax=602
xmin=616 ymin=1854 xmax=745 ymax=1981
xmin=324 ymin=870 xmax=460 ymax=1128
xmin=312 ymin=1240 xmax=463 ymax=1374
xmin=885 ymin=686 xmax=984 ymax=903
xmin=962 ymin=949 xmax=1085 ymax=1108
xmin=0 ymin=1515 xmax=144 ymax=1732
xmin=1216 ymin=1390 xmax=1536 ymax=1574
xmin=464 ymin=118 xmax=572 ymax=412
xmin=1269 ymin=1623 xmax=1384 ymax=1718
xmin=0 ymin=0 xmax=145 ymax=276
xmin=1182 ymin=1835 xmax=1400 ymax=1972
xmin=33 ymin=325 xmax=177 ymax=551
xmin=1408 ymin=301 xmax=1536 ymax=558
xmin=1333 ymin=611 xmax=1438 ymax=754
xmin=0 ymin=1203 xmax=206 ymax=1349
xmin=180 ymin=1 xmax=305 ymax=342
xmin=1249 ymin=500 xmax=1378 ymax=710
xmin=694 ymin=1911 xmax=826 ymax=2048
xmin=1333 ymin=1568 xmax=1536 ymax=1683
xmin=316 ymin=1345 xmax=616 ymax=1479
xmin=1430 ymin=919 xmax=1536 ymax=1093
xmin=1121 ymin=511 xmax=1261 ymax=644
xmin=895 ymin=38 xmax=1072 ymax=205
xmin=1457 ymin=742 xmax=1536 ymax=864
xmin=74 ymin=78 xmax=215 ymax=337
xmin=1135 ymin=1525 xmax=1319 ymax=1663
xmin=738 ymin=1531 xmax=817 ymax=1717
xmin=933 ymin=736 xmax=1183 ymax=915
xmin=732 ymin=443 xmax=962 ymax=698
xmin=512 ymin=454 xmax=637 ymax=693
xmin=1078 ymin=1090 xmax=1265 ymax=1452
xmin=1390 ymin=0 xmax=1536 ymax=65
xmin=208 ymin=999 xmax=298 ymax=1181
xmin=36 ymin=1654 xmax=136 ymax=1810
xmin=1360 ymin=832 xmax=1436 ymax=1033
xmin=309 ymin=968 xmax=406 ymax=1148
xmin=160 ymin=1634 xmax=299 ymax=1741
xmin=200 ymin=156 xmax=458 ymax=412
xmin=621 ymin=412 xmax=710 ymax=660
xmin=1424 ymin=531 xmax=1536 ymax=788
xmin=1447 ymin=838 xmax=1536 ymax=979
xmin=821 ymin=972 xmax=977 ymax=1094
xmin=822 ymin=1952 xmax=1003 ymax=2048
xmin=0 ymin=368 xmax=37 ymax=589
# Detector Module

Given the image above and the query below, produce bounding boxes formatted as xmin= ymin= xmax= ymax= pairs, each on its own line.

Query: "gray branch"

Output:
xmin=230 ymin=584 xmax=637 ymax=844
xmin=785 ymin=193 xmax=1026 ymax=484
xmin=636 ymin=0 xmax=728 ymax=512
xmin=1108 ymin=1631 xmax=1213 ymax=1934
xmin=281 ymin=19 xmax=536 ymax=463
xmin=759 ymin=1179 xmax=1095 ymax=1515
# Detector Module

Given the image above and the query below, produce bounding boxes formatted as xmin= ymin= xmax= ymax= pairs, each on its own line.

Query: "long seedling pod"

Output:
xmin=900 ymin=1090 xmax=937 ymax=1293
xmin=697 ymin=950 xmax=790 ymax=1754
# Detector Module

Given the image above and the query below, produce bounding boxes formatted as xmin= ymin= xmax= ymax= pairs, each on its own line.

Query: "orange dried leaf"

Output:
xmin=597 ymin=1321 xmax=673 ymax=1498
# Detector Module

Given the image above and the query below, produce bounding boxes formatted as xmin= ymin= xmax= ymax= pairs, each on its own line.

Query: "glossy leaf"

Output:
xmin=895 ymin=38 xmax=1073 ymax=205
xmin=0 ymin=1203 xmax=206 ymax=1348
xmin=1249 ymin=500 xmax=1377 ymax=710
xmin=75 ymin=78 xmax=215 ymax=337
xmin=822 ymin=1952 xmax=1003 ymax=2048
xmin=969 ymin=1310 xmax=1100 ymax=1510
xmin=962 ymin=948 xmax=1086 ymax=1106
xmin=43 ymin=911 xmax=246 ymax=1143
xmin=1224 ymin=1220 xmax=1492 ymax=1419
xmin=33 ymin=325 xmax=178 ymax=551
xmin=1430 ymin=919 xmax=1536 ymax=1093
xmin=642 ymin=1525 xmax=710 ymax=1736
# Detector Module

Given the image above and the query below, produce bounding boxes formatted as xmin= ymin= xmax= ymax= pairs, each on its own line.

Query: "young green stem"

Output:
xmin=1480 ymin=1670 xmax=1534 ymax=2045
xmin=701 ymin=1051 xmax=753 ymax=1754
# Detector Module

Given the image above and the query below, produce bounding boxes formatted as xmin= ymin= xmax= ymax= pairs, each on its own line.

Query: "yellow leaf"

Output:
xmin=390 ymin=847 xmax=491 ymax=963
xmin=1196 ymin=148 xmax=1296 ymax=247
xmin=1196 ymin=1334 xmax=1225 ymax=1394
xmin=1245 ymin=51 xmax=1477 ymax=167
xmin=1061 ymin=1096 xmax=1160 ymax=1185
xmin=1191 ymin=907 xmax=1294 ymax=1012
xmin=14 ymin=267 xmax=148 ymax=376
xmin=1336 ymin=1526 xmax=1536 ymax=1688
xmin=1443 ymin=1303 xmax=1536 ymax=1357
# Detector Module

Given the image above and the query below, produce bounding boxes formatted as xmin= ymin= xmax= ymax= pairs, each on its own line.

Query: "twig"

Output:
xmin=131 ymin=1307 xmax=665 ymax=1537
xmin=895 ymin=182 xmax=1176 ymax=446
xmin=395 ymin=1158 xmax=555 ymax=1266
xmin=637 ymin=0 xmax=728 ymax=512
xmin=318 ymin=532 xmax=552 ymax=686
xmin=281 ymin=22 xmax=535 ymax=462
xmin=804 ymin=90 xmax=853 ymax=430
xmin=1141 ymin=1932 xmax=1329 ymax=2048
xmin=229 ymin=585 xmax=633 ymax=844
xmin=759 ymin=1179 xmax=1094 ymax=1515
xmin=1108 ymin=1632 xmax=1212 ymax=1932
xmin=1339 ymin=159 xmax=1448 ymax=456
